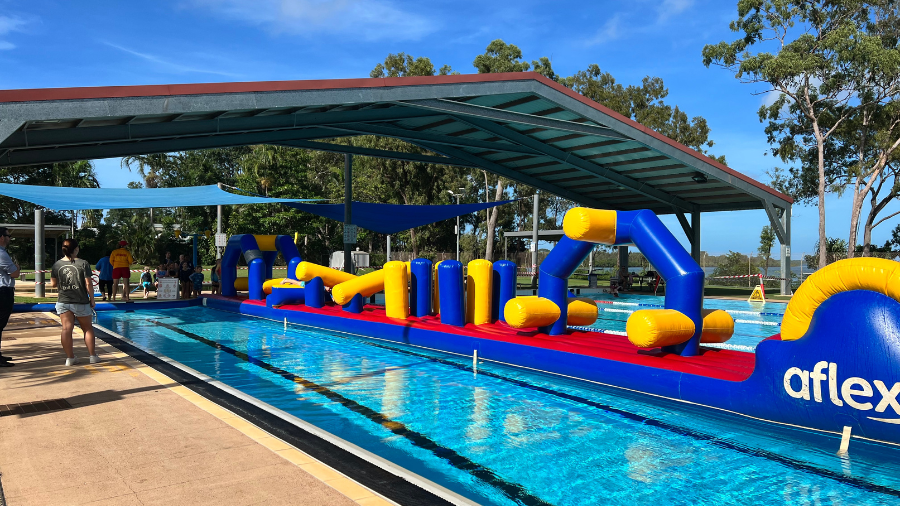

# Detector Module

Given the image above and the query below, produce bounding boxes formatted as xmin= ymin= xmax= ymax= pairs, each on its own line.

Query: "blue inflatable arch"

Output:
xmin=220 ymin=234 xmax=302 ymax=300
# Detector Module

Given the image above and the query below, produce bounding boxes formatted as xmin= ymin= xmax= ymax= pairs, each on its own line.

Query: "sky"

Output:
xmin=0 ymin=0 xmax=897 ymax=256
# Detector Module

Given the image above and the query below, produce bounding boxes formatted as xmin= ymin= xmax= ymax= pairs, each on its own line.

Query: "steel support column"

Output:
xmin=35 ymin=208 xmax=44 ymax=298
xmin=691 ymin=210 xmax=701 ymax=264
xmin=216 ymin=182 xmax=223 ymax=259
xmin=780 ymin=206 xmax=792 ymax=295
xmin=618 ymin=245 xmax=629 ymax=280
xmin=343 ymin=154 xmax=354 ymax=274
xmin=531 ymin=191 xmax=539 ymax=288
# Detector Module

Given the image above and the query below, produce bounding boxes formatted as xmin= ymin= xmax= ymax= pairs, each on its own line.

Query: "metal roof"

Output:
xmin=0 ymin=224 xmax=70 ymax=238
xmin=0 ymin=73 xmax=792 ymax=215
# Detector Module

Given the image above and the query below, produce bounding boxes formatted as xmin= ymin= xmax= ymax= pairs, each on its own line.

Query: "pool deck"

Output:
xmin=0 ymin=312 xmax=395 ymax=506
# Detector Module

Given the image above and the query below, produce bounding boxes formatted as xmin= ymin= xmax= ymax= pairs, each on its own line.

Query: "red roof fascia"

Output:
xmin=0 ymin=72 xmax=792 ymax=204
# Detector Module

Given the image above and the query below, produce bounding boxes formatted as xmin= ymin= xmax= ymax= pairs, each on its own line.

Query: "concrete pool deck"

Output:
xmin=0 ymin=312 xmax=395 ymax=506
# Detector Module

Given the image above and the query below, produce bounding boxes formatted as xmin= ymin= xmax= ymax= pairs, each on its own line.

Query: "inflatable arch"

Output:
xmin=221 ymin=234 xmax=301 ymax=300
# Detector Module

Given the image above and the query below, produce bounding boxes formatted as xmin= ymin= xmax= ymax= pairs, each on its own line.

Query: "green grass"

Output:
xmin=14 ymin=296 xmax=56 ymax=303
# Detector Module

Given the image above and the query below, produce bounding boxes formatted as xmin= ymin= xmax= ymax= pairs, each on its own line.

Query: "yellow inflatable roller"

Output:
xmin=234 ymin=277 xmax=249 ymax=291
xmin=626 ymin=308 xmax=736 ymax=348
xmin=505 ymin=296 xmax=561 ymax=329
xmin=563 ymin=208 xmax=617 ymax=244
xmin=262 ymin=278 xmax=301 ymax=295
xmin=781 ymin=257 xmax=900 ymax=340
xmin=332 ymin=270 xmax=385 ymax=305
xmin=296 ymin=261 xmax=356 ymax=286
xmin=700 ymin=309 xmax=734 ymax=343
xmin=567 ymin=297 xmax=599 ymax=326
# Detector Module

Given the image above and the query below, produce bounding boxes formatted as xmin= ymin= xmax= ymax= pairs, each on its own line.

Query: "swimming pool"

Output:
xmin=583 ymin=293 xmax=784 ymax=350
xmin=97 ymin=306 xmax=900 ymax=506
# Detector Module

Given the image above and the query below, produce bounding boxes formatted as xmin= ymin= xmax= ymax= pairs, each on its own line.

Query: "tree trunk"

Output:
xmin=816 ymin=132 xmax=828 ymax=268
xmin=483 ymin=176 xmax=504 ymax=261
xmin=848 ymin=190 xmax=862 ymax=259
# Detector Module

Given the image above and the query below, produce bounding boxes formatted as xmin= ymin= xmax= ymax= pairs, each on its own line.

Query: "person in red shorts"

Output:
xmin=110 ymin=240 xmax=134 ymax=301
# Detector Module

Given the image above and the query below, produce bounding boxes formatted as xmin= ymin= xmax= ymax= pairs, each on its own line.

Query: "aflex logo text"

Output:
xmin=784 ymin=361 xmax=900 ymax=424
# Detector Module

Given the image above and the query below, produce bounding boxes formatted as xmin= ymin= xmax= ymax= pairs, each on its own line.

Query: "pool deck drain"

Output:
xmin=0 ymin=312 xmax=395 ymax=506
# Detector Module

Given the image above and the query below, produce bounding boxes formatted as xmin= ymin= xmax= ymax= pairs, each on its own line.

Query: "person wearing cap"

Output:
xmin=110 ymin=240 xmax=134 ymax=301
xmin=0 ymin=227 xmax=19 ymax=367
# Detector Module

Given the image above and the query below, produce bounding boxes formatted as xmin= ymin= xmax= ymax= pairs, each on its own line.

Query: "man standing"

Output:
xmin=0 ymin=227 xmax=20 ymax=367
xmin=110 ymin=240 xmax=133 ymax=301
xmin=95 ymin=251 xmax=113 ymax=301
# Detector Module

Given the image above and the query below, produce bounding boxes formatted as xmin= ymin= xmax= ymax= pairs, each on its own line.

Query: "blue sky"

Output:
xmin=0 ymin=0 xmax=896 ymax=256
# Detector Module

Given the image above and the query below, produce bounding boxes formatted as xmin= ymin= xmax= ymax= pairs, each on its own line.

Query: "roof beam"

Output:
xmin=451 ymin=116 xmax=697 ymax=212
xmin=399 ymin=99 xmax=630 ymax=140
xmin=0 ymin=106 xmax=435 ymax=151
xmin=763 ymin=200 xmax=787 ymax=244
xmin=324 ymin=122 xmax=541 ymax=155
xmin=0 ymin=127 xmax=341 ymax=167
xmin=413 ymin=140 xmax=610 ymax=209
xmin=270 ymin=139 xmax=477 ymax=167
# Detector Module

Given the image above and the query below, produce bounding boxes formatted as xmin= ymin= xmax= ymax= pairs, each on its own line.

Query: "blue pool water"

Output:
xmin=585 ymin=293 xmax=784 ymax=350
xmin=97 ymin=306 xmax=900 ymax=506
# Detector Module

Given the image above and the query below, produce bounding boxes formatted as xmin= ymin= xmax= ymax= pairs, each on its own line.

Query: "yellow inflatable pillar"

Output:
xmin=433 ymin=260 xmax=443 ymax=313
xmin=466 ymin=260 xmax=493 ymax=324
xmin=504 ymin=297 xmax=561 ymax=328
xmin=332 ymin=270 xmax=385 ymax=305
xmin=296 ymin=262 xmax=356 ymax=286
xmin=384 ymin=261 xmax=409 ymax=319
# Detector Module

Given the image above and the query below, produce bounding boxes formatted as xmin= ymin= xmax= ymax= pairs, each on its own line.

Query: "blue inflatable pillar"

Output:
xmin=343 ymin=293 xmax=364 ymax=313
xmin=438 ymin=260 xmax=465 ymax=327
xmin=491 ymin=260 xmax=517 ymax=322
xmin=305 ymin=276 xmax=324 ymax=308
xmin=537 ymin=237 xmax=594 ymax=335
xmin=287 ymin=257 xmax=301 ymax=280
xmin=410 ymin=258 xmax=433 ymax=317
xmin=247 ymin=258 xmax=266 ymax=301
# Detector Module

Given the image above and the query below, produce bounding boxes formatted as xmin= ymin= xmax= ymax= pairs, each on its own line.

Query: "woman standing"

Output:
xmin=50 ymin=238 xmax=99 ymax=366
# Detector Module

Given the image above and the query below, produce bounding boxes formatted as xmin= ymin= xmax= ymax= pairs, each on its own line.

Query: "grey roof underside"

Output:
xmin=0 ymin=79 xmax=790 ymax=215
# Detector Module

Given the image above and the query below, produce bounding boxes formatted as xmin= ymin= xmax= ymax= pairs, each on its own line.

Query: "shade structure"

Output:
xmin=0 ymin=183 xmax=317 ymax=211
xmin=285 ymin=200 xmax=515 ymax=235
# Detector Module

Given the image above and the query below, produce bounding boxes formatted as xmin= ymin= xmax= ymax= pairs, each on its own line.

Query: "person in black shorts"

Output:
xmin=0 ymin=227 xmax=19 ymax=367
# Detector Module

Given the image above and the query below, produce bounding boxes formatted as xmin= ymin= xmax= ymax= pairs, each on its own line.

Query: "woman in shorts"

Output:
xmin=50 ymin=238 xmax=99 ymax=366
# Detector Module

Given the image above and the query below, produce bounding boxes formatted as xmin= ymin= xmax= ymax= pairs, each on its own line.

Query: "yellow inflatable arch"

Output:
xmin=781 ymin=258 xmax=900 ymax=340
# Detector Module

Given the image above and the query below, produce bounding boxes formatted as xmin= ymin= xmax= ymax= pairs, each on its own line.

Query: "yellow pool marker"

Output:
xmin=748 ymin=285 xmax=765 ymax=302
xmin=782 ymin=257 xmax=900 ymax=340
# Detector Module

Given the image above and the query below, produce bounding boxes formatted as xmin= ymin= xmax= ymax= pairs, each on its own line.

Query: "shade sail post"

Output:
xmin=34 ymin=208 xmax=44 ymax=298
xmin=531 ymin=191 xmax=539 ymax=288
xmin=386 ymin=235 xmax=391 ymax=262
xmin=343 ymin=154 xmax=354 ymax=274
xmin=216 ymin=183 xmax=223 ymax=259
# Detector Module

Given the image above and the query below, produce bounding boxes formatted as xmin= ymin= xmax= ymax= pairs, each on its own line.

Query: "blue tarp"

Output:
xmin=284 ymin=200 xmax=515 ymax=235
xmin=0 ymin=183 xmax=318 ymax=211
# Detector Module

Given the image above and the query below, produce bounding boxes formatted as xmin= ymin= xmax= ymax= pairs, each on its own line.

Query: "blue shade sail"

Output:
xmin=284 ymin=200 xmax=516 ymax=235
xmin=0 ymin=183 xmax=318 ymax=211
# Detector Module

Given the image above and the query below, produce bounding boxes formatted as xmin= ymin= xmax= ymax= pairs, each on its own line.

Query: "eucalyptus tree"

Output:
xmin=702 ymin=0 xmax=900 ymax=267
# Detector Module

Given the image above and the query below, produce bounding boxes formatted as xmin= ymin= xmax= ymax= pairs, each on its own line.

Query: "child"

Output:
xmin=155 ymin=263 xmax=166 ymax=290
xmin=210 ymin=259 xmax=221 ymax=295
xmin=140 ymin=267 xmax=153 ymax=299
xmin=189 ymin=265 xmax=204 ymax=297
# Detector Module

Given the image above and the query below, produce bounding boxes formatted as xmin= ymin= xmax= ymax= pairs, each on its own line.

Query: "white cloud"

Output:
xmin=102 ymin=41 xmax=243 ymax=78
xmin=585 ymin=14 xmax=622 ymax=46
xmin=0 ymin=14 xmax=27 ymax=51
xmin=187 ymin=0 xmax=436 ymax=41
xmin=657 ymin=0 xmax=694 ymax=22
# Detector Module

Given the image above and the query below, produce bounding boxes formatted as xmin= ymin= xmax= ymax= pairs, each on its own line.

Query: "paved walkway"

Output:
xmin=0 ymin=313 xmax=395 ymax=506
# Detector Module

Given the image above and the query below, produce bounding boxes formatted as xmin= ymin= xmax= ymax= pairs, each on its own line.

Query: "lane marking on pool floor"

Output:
xmin=235 ymin=311 xmax=900 ymax=499
xmin=41 ymin=312 xmax=402 ymax=506
xmin=145 ymin=318 xmax=554 ymax=506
